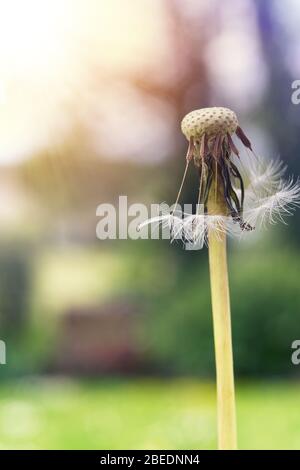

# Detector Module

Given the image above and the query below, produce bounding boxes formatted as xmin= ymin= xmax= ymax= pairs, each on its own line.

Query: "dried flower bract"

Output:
xmin=140 ymin=107 xmax=300 ymax=248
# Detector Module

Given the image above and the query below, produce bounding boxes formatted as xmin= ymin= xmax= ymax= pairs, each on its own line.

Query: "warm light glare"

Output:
xmin=0 ymin=0 xmax=168 ymax=164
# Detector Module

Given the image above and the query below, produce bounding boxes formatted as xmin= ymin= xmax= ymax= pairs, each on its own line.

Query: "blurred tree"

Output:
xmin=255 ymin=0 xmax=300 ymax=242
xmin=0 ymin=247 xmax=31 ymax=336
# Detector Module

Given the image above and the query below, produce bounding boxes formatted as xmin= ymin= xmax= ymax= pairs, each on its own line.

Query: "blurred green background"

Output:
xmin=0 ymin=0 xmax=300 ymax=449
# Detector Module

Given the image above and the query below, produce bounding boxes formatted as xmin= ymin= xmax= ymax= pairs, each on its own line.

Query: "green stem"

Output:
xmin=207 ymin=171 xmax=237 ymax=450
xmin=208 ymin=230 xmax=237 ymax=449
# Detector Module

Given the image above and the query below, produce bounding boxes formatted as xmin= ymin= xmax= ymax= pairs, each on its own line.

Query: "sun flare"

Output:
xmin=0 ymin=0 xmax=166 ymax=164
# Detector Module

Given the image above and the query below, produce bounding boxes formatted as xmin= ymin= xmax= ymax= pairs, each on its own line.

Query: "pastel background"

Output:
xmin=0 ymin=0 xmax=300 ymax=449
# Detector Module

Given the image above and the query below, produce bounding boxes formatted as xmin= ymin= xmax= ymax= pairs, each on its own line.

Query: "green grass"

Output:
xmin=0 ymin=378 xmax=299 ymax=449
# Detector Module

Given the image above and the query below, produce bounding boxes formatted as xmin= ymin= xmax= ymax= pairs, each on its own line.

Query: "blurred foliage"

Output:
xmin=144 ymin=242 xmax=300 ymax=377
xmin=0 ymin=244 xmax=55 ymax=378
xmin=0 ymin=247 xmax=31 ymax=335
xmin=0 ymin=378 xmax=300 ymax=449
xmin=1 ymin=238 xmax=300 ymax=379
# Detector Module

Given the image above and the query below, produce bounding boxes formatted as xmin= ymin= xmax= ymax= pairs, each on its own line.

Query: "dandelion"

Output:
xmin=140 ymin=107 xmax=300 ymax=450
xmin=140 ymin=107 xmax=300 ymax=247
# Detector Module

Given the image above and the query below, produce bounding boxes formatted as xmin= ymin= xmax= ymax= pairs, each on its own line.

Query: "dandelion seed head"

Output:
xmin=142 ymin=107 xmax=300 ymax=249
xmin=181 ymin=107 xmax=238 ymax=140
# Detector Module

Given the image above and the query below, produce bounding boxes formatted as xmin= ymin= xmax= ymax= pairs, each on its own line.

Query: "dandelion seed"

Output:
xmin=142 ymin=107 xmax=300 ymax=248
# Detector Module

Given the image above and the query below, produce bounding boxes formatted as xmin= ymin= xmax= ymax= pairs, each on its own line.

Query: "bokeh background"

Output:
xmin=0 ymin=0 xmax=300 ymax=449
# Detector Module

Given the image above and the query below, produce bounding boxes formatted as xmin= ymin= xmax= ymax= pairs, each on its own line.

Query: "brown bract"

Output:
xmin=179 ymin=107 xmax=254 ymax=231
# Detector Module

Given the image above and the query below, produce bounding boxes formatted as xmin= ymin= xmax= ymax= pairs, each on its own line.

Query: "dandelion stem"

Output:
xmin=208 ymin=178 xmax=237 ymax=450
